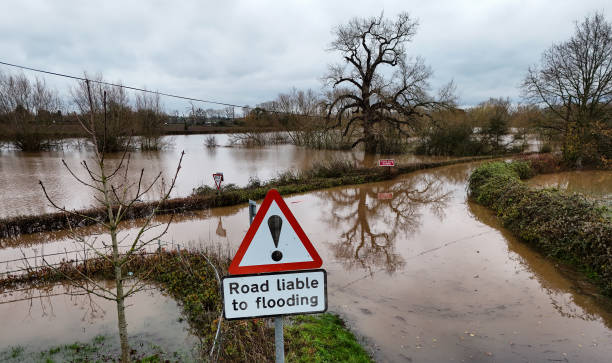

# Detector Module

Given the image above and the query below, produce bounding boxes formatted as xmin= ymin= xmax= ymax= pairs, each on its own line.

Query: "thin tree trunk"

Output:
xmin=110 ymin=213 xmax=130 ymax=362
xmin=115 ymin=269 xmax=130 ymax=363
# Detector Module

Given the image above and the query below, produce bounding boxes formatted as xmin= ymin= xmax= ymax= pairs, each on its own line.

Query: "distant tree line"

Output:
xmin=0 ymin=72 xmax=242 ymax=152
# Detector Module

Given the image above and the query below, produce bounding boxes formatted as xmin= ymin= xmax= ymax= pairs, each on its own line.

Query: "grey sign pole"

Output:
xmin=275 ymin=317 xmax=284 ymax=363
xmin=248 ymin=199 xmax=284 ymax=362
xmin=249 ymin=200 xmax=257 ymax=225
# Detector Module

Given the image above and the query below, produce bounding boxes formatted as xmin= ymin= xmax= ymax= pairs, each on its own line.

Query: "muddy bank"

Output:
xmin=0 ymin=155 xmax=506 ymax=238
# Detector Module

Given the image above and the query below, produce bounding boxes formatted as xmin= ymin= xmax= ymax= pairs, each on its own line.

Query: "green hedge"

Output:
xmin=468 ymin=161 xmax=612 ymax=295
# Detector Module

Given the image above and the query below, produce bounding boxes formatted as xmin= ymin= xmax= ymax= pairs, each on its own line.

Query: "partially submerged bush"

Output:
xmin=204 ymin=135 xmax=217 ymax=148
xmin=469 ymin=161 xmax=612 ymax=295
xmin=515 ymin=153 xmax=563 ymax=174
xmin=289 ymin=129 xmax=353 ymax=150
xmin=228 ymin=132 xmax=289 ymax=147
xmin=416 ymin=122 xmax=486 ymax=156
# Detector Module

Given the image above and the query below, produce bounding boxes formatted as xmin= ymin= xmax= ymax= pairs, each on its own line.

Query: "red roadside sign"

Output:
xmin=379 ymin=159 xmax=395 ymax=167
xmin=377 ymin=192 xmax=393 ymax=199
xmin=228 ymin=189 xmax=323 ymax=275
xmin=213 ymin=173 xmax=223 ymax=190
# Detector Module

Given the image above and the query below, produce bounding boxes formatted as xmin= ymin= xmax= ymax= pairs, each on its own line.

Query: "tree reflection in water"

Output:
xmin=325 ymin=176 xmax=451 ymax=275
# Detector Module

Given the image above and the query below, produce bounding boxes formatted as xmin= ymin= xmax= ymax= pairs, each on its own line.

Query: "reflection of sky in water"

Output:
xmin=2 ymin=162 xmax=612 ymax=362
xmin=0 ymin=134 xmax=454 ymax=218
xmin=0 ymin=282 xmax=199 ymax=359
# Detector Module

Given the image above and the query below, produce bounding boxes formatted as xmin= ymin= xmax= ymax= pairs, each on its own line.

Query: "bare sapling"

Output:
xmin=38 ymin=79 xmax=184 ymax=363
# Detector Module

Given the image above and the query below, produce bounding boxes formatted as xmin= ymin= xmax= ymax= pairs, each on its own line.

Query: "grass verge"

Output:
xmin=286 ymin=314 xmax=372 ymax=363
xmin=468 ymin=157 xmax=612 ymax=295
xmin=0 ymin=335 xmax=183 ymax=363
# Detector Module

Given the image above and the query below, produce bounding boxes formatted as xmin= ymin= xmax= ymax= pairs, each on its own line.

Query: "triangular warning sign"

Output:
xmin=228 ymin=189 xmax=322 ymax=275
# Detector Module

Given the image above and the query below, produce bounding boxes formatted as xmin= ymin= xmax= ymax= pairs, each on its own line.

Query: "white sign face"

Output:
xmin=213 ymin=174 xmax=222 ymax=189
xmin=238 ymin=200 xmax=314 ymax=267
xmin=222 ymin=269 xmax=327 ymax=320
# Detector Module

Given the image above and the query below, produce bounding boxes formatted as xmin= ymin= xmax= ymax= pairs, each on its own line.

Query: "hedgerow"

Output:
xmin=468 ymin=161 xmax=612 ymax=294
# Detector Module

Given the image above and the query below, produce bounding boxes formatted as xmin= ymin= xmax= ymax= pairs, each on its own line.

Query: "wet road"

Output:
xmin=1 ymin=162 xmax=612 ymax=362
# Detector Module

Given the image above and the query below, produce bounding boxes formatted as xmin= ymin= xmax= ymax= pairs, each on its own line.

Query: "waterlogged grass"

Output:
xmin=0 ymin=314 xmax=371 ymax=363
xmin=0 ymin=251 xmax=371 ymax=362
xmin=0 ymin=335 xmax=186 ymax=363
xmin=469 ymin=159 xmax=612 ymax=295
xmin=286 ymin=314 xmax=372 ymax=363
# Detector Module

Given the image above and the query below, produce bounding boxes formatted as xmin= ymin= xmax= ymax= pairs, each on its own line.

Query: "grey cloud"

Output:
xmin=0 ymin=0 xmax=610 ymax=111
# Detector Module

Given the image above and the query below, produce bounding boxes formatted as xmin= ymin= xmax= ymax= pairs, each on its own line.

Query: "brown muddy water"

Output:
xmin=527 ymin=170 xmax=612 ymax=197
xmin=0 ymin=282 xmax=200 ymax=360
xmin=1 ymin=162 xmax=612 ymax=361
xmin=0 ymin=134 xmax=454 ymax=218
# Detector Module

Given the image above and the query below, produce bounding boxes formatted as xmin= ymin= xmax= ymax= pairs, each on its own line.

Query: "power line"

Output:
xmin=0 ymin=60 xmax=324 ymax=118
xmin=0 ymin=60 xmax=247 ymax=108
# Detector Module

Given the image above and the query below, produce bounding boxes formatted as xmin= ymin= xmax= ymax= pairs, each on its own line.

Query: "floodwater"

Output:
xmin=2 ymin=162 xmax=612 ymax=361
xmin=0 ymin=134 xmax=454 ymax=218
xmin=527 ymin=170 xmax=612 ymax=197
xmin=0 ymin=281 xmax=200 ymax=360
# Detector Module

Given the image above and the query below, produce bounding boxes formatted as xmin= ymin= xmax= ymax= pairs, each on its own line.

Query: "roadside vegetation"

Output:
xmin=0 ymin=249 xmax=371 ymax=362
xmin=468 ymin=155 xmax=612 ymax=295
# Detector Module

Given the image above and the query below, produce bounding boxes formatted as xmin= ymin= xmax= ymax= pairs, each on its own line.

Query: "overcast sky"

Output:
xmin=0 ymin=0 xmax=610 ymax=111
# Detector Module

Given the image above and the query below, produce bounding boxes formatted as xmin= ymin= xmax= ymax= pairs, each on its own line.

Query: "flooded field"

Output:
xmin=0 ymin=134 xmax=454 ymax=218
xmin=527 ymin=170 xmax=612 ymax=197
xmin=0 ymin=282 xmax=199 ymax=360
xmin=2 ymin=161 xmax=612 ymax=361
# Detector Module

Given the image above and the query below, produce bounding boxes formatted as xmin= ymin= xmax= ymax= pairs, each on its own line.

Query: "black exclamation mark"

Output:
xmin=268 ymin=215 xmax=283 ymax=261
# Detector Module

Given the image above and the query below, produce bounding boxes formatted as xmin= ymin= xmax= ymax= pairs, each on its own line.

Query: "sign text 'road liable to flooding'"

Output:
xmin=222 ymin=269 xmax=327 ymax=320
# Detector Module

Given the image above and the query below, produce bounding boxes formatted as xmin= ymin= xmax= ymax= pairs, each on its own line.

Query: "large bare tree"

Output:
xmin=326 ymin=12 xmax=455 ymax=153
xmin=522 ymin=12 xmax=612 ymax=165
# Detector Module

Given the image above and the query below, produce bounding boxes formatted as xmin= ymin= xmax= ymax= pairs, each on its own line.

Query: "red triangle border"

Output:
xmin=228 ymin=189 xmax=323 ymax=275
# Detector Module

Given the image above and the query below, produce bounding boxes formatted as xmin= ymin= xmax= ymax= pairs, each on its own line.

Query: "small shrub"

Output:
xmin=246 ymin=176 xmax=261 ymax=188
xmin=272 ymin=169 xmax=301 ymax=185
xmin=305 ymin=159 xmax=356 ymax=179
xmin=508 ymin=160 xmax=534 ymax=179
xmin=516 ymin=153 xmax=563 ymax=174
xmin=204 ymin=135 xmax=217 ymax=148
xmin=192 ymin=185 xmax=215 ymax=195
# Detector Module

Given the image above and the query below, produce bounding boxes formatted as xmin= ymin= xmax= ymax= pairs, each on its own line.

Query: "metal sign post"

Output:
xmin=275 ymin=316 xmax=284 ymax=363
xmin=247 ymin=199 xmax=285 ymax=363
xmin=379 ymin=159 xmax=395 ymax=176
xmin=225 ymin=190 xmax=326 ymax=363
